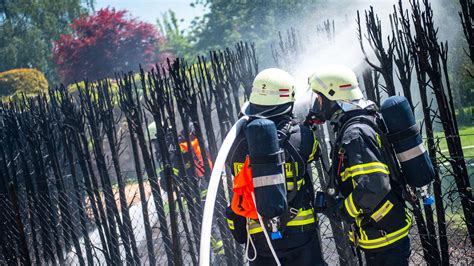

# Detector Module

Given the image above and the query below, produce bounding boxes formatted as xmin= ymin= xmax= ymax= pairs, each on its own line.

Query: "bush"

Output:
xmin=0 ymin=68 xmax=49 ymax=97
xmin=66 ymin=79 xmax=120 ymax=95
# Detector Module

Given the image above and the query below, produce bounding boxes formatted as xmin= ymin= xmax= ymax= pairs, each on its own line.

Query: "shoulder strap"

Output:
xmin=277 ymin=121 xmax=308 ymax=204
xmin=277 ymin=121 xmax=307 ymax=179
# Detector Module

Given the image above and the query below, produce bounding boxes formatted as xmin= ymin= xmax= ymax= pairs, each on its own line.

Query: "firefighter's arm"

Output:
xmin=340 ymin=131 xmax=391 ymax=220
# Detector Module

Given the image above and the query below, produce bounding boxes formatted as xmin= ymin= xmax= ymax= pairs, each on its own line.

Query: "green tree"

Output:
xmin=0 ymin=0 xmax=91 ymax=81
xmin=158 ymin=10 xmax=194 ymax=61
xmin=190 ymin=0 xmax=326 ymax=58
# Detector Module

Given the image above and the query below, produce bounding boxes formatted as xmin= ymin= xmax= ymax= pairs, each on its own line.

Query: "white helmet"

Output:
xmin=305 ymin=65 xmax=374 ymax=124
xmin=308 ymin=65 xmax=363 ymax=101
xmin=249 ymin=68 xmax=296 ymax=105
xmin=242 ymin=68 xmax=296 ymax=117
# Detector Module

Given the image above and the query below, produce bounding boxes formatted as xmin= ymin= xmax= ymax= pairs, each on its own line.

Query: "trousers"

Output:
xmin=364 ymin=236 xmax=411 ymax=266
xmin=249 ymin=232 xmax=325 ymax=266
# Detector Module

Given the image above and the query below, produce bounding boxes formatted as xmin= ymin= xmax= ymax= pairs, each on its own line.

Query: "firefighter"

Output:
xmin=178 ymin=130 xmax=211 ymax=179
xmin=147 ymin=123 xmax=182 ymax=193
xmin=307 ymin=65 xmax=412 ymax=265
xmin=226 ymin=68 xmax=325 ymax=265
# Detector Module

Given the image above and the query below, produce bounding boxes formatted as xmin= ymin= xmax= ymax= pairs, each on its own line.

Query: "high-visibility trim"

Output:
xmin=212 ymin=240 xmax=223 ymax=249
xmin=308 ymin=134 xmax=319 ymax=162
xmin=351 ymin=178 xmax=357 ymax=189
xmin=248 ymin=208 xmax=316 ymax=234
xmin=370 ymin=200 xmax=394 ymax=222
xmin=226 ymin=219 xmax=235 ymax=230
xmin=211 ymin=238 xmax=224 ymax=254
xmin=201 ymin=189 xmax=208 ymax=199
xmin=376 ymin=134 xmax=382 ymax=148
xmin=172 ymin=168 xmax=180 ymax=176
xmin=287 ymin=209 xmax=315 ymax=226
xmin=362 ymin=230 xmax=369 ymax=241
xmin=284 ymin=162 xmax=298 ymax=178
xmin=314 ymin=75 xmax=330 ymax=90
xmin=235 ymin=162 xmax=299 ymax=178
xmin=252 ymin=174 xmax=285 ymax=188
xmin=248 ymin=220 xmax=263 ymax=234
xmin=341 ymin=162 xmax=389 ymax=182
xmin=396 ymin=144 xmax=425 ymax=162
xmin=287 ymin=178 xmax=304 ymax=191
xmin=234 ymin=162 xmax=244 ymax=175
xmin=349 ymin=209 xmax=412 ymax=249
xmin=355 ymin=216 xmax=363 ymax=227
xmin=344 ymin=193 xmax=362 ymax=218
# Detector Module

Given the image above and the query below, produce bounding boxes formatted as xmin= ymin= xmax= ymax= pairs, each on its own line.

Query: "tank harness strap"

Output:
xmin=277 ymin=122 xmax=314 ymax=224
xmin=277 ymin=122 xmax=305 ymax=202
xmin=249 ymin=150 xmax=285 ymax=165
xmin=386 ymin=124 xmax=419 ymax=143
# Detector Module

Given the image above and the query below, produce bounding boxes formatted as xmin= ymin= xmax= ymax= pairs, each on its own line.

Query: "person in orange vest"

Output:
xmin=179 ymin=132 xmax=213 ymax=179
xmin=225 ymin=68 xmax=325 ymax=265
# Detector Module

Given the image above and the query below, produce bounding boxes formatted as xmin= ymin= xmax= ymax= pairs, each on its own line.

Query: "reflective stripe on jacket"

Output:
xmin=248 ymin=207 xmax=317 ymax=234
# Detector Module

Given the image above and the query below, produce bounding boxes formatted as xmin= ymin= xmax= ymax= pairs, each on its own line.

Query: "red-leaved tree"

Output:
xmin=53 ymin=8 xmax=171 ymax=84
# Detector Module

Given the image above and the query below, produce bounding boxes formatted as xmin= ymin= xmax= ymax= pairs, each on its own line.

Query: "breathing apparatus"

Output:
xmin=305 ymin=92 xmax=341 ymax=126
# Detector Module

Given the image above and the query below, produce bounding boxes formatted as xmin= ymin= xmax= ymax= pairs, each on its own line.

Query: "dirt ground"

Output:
xmin=84 ymin=181 xmax=153 ymax=218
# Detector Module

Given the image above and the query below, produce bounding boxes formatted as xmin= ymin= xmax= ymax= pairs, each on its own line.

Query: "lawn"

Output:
xmin=433 ymin=126 xmax=474 ymax=158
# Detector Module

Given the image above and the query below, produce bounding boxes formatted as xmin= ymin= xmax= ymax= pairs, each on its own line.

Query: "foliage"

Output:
xmin=189 ymin=0 xmax=325 ymax=60
xmin=158 ymin=10 xmax=195 ymax=61
xmin=53 ymin=8 xmax=171 ymax=85
xmin=0 ymin=68 xmax=48 ymax=97
xmin=0 ymin=0 xmax=89 ymax=81
xmin=457 ymin=106 xmax=474 ymax=127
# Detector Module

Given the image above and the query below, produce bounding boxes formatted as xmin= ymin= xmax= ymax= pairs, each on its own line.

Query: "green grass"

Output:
xmin=433 ymin=126 xmax=474 ymax=158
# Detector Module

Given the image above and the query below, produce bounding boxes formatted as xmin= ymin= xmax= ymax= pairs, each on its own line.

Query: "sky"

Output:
xmin=95 ymin=0 xmax=207 ymax=29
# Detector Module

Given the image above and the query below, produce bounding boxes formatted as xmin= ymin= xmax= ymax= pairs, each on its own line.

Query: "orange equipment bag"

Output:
xmin=231 ymin=156 xmax=258 ymax=220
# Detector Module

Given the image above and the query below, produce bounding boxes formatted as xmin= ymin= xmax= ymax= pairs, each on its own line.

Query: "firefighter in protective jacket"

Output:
xmin=226 ymin=68 xmax=325 ymax=265
xmin=307 ymin=65 xmax=412 ymax=266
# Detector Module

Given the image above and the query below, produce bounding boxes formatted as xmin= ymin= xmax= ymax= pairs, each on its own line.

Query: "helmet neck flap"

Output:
xmin=241 ymin=101 xmax=294 ymax=119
